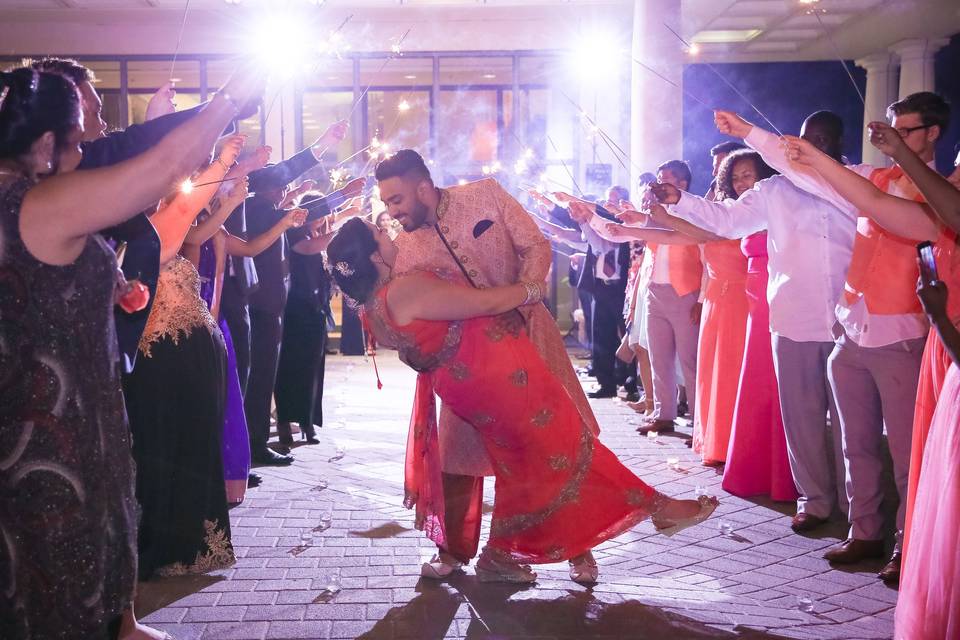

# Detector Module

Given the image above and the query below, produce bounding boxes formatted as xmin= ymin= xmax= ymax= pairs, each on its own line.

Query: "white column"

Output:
xmin=889 ymin=38 xmax=949 ymax=99
xmin=630 ymin=0 xmax=683 ymax=189
xmin=855 ymin=52 xmax=899 ymax=167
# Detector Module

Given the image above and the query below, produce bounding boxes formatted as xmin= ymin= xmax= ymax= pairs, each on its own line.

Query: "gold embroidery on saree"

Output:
xmin=449 ymin=361 xmax=470 ymax=381
xmin=510 ymin=369 xmax=528 ymax=386
xmin=548 ymin=454 xmax=570 ymax=471
xmin=530 ymin=408 xmax=555 ymax=428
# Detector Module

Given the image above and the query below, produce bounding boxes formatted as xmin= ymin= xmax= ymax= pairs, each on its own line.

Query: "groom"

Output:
xmin=376 ymin=150 xmax=600 ymax=577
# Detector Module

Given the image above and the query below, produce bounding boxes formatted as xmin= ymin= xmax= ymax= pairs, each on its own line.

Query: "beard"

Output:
xmin=400 ymin=200 xmax=431 ymax=231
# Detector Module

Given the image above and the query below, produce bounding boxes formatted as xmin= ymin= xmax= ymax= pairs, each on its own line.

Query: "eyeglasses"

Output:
xmin=895 ymin=124 xmax=932 ymax=138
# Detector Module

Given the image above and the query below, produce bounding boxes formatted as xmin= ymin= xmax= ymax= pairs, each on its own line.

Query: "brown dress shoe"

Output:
xmin=823 ymin=538 xmax=885 ymax=564
xmin=637 ymin=420 xmax=675 ymax=435
xmin=878 ymin=552 xmax=901 ymax=584
xmin=790 ymin=512 xmax=827 ymax=533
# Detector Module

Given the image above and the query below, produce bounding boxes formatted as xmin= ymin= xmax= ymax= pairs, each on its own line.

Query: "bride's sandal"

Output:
xmin=568 ymin=551 xmax=599 ymax=585
xmin=652 ymin=495 xmax=719 ymax=537
xmin=475 ymin=547 xmax=537 ymax=584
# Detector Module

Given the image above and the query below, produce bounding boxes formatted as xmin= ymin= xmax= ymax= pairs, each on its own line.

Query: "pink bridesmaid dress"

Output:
xmin=693 ymin=239 xmax=749 ymax=464
xmin=895 ymin=362 xmax=960 ymax=639
xmin=722 ymin=232 xmax=798 ymax=501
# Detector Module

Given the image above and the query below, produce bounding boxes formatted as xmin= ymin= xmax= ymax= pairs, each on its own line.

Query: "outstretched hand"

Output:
xmin=341 ymin=177 xmax=366 ymax=199
xmin=867 ymin=121 xmax=908 ymax=159
xmin=145 ymin=82 xmax=177 ymax=121
xmin=218 ymin=134 xmax=246 ymax=168
xmin=649 ymin=182 xmax=681 ymax=205
xmin=714 ymin=110 xmax=753 ymax=139
xmin=781 ymin=135 xmax=821 ymax=166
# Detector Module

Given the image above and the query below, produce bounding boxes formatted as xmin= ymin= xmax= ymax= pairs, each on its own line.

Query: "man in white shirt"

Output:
xmin=714 ymin=93 xmax=949 ymax=584
xmin=650 ymin=111 xmax=855 ymax=534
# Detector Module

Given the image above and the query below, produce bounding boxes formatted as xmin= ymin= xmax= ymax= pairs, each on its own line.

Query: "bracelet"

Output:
xmin=521 ymin=281 xmax=542 ymax=306
xmin=217 ymin=90 xmax=241 ymax=114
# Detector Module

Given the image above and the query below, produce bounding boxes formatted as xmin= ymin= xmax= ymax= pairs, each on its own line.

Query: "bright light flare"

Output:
xmin=687 ymin=43 xmax=701 ymax=56
xmin=569 ymin=33 xmax=622 ymax=84
xmin=180 ymin=179 xmax=194 ymax=194
xmin=397 ymin=99 xmax=411 ymax=112
xmin=254 ymin=13 xmax=313 ymax=74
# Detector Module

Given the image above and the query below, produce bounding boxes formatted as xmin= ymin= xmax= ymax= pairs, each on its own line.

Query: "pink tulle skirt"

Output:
xmin=895 ymin=363 xmax=960 ymax=639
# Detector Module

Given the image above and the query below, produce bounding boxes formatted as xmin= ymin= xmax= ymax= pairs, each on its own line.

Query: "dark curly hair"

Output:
xmin=326 ymin=217 xmax=381 ymax=304
xmin=716 ymin=149 xmax=777 ymax=201
xmin=0 ymin=68 xmax=81 ymax=167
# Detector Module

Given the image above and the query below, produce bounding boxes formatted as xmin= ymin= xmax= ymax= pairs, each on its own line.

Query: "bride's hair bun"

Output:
xmin=327 ymin=217 xmax=380 ymax=304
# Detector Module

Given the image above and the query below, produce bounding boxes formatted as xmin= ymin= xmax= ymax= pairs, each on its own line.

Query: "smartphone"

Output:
xmin=917 ymin=241 xmax=939 ymax=286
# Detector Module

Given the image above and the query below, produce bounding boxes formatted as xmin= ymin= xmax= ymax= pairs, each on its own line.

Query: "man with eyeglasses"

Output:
xmin=726 ymin=91 xmax=949 ymax=585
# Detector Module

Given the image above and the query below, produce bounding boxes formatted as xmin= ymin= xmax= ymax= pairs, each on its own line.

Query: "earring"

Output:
xmin=45 ymin=160 xmax=52 ymax=171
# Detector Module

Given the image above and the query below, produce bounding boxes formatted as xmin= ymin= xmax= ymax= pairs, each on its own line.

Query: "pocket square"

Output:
xmin=473 ymin=219 xmax=494 ymax=238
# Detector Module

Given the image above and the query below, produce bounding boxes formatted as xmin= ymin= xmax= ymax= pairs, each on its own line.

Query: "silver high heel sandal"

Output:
xmin=652 ymin=495 xmax=719 ymax=537
xmin=420 ymin=552 xmax=464 ymax=580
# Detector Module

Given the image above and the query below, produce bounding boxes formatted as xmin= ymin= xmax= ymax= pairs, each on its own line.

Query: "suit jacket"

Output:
xmin=79 ymin=104 xmax=215 ymax=373
xmin=229 ymin=147 xmax=323 ymax=304
xmin=393 ymin=178 xmax=599 ymax=475
xmin=576 ymin=204 xmax=630 ymax=296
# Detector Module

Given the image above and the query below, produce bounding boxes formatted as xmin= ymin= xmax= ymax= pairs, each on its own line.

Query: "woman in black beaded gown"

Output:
xmin=0 ymin=67 xmax=254 ymax=639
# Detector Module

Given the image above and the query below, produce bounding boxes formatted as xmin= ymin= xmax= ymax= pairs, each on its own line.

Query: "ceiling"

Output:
xmin=0 ymin=0 xmax=956 ymax=62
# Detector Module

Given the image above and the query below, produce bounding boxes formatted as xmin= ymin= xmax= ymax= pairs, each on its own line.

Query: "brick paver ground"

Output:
xmin=138 ymin=352 xmax=898 ymax=640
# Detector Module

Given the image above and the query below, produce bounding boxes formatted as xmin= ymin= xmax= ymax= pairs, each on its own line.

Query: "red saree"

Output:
xmin=367 ymin=275 xmax=669 ymax=564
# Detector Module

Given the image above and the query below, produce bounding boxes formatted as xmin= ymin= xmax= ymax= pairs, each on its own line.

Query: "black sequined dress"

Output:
xmin=0 ymin=176 xmax=138 ymax=639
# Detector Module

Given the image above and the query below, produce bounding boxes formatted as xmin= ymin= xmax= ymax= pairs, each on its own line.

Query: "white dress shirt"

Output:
xmin=667 ymin=176 xmax=857 ymax=343
xmin=745 ymin=126 xmax=930 ymax=348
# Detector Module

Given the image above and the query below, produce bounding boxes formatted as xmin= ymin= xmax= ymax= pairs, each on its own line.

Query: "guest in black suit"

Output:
xmin=574 ymin=186 xmax=638 ymax=399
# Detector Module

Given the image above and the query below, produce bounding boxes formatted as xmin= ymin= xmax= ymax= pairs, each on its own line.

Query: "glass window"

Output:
xmin=367 ymin=90 xmax=430 ymax=157
xmin=439 ymin=56 xmax=512 ymax=87
xmin=127 ymin=60 xmax=200 ymax=91
xmin=206 ymin=58 xmax=263 ymax=145
xmin=358 ymin=56 xmax=432 ymax=90
xmin=301 ymin=90 xmax=355 ymax=161
xmin=127 ymin=91 xmax=202 ymax=126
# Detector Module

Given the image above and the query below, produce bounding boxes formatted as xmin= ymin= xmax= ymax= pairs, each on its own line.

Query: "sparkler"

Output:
xmin=662 ymin=23 xmax=785 ymax=137
xmin=546 ymin=134 xmax=583 ymax=196
xmin=345 ymin=27 xmax=413 ymax=121
xmin=169 ymin=0 xmax=192 ymax=82
xmin=179 ymin=178 xmax=194 ymax=194
xmin=807 ymin=6 xmax=866 ymax=105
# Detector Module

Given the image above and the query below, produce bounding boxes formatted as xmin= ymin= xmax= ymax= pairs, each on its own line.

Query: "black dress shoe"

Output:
xmin=301 ymin=424 xmax=320 ymax=445
xmin=252 ymin=448 xmax=294 ymax=466
xmin=677 ymin=401 xmax=689 ymax=417
xmin=247 ymin=472 xmax=263 ymax=488
xmin=588 ymin=387 xmax=617 ymax=399
xmin=623 ymin=391 xmax=641 ymax=403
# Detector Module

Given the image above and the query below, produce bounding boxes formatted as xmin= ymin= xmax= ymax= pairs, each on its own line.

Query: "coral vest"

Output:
xmin=841 ymin=167 xmax=926 ymax=315
xmin=646 ymin=242 xmax=703 ymax=298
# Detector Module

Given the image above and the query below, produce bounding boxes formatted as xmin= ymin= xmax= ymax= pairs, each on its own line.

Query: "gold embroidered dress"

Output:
xmin=368 ymin=274 xmax=669 ymax=563
xmin=124 ymin=256 xmax=234 ymax=579
xmin=393 ymin=178 xmax=600 ymax=476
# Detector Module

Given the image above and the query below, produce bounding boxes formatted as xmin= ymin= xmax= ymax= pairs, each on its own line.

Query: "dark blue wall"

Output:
xmin=682 ymin=60 xmax=867 ymax=192
xmin=934 ymin=33 xmax=960 ymax=176
xmin=681 ymin=35 xmax=960 ymax=190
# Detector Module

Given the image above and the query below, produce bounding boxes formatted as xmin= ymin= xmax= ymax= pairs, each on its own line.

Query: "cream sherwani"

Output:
xmin=394 ymin=178 xmax=600 ymax=475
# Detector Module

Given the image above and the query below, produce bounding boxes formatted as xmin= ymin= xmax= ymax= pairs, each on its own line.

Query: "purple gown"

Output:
xmin=199 ymin=240 xmax=250 ymax=503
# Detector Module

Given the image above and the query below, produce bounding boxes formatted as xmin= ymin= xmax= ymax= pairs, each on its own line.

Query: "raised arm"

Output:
xmin=386 ymin=273 xmax=535 ymax=325
xmin=783 ymin=135 xmax=939 ymax=242
xmin=21 ymin=65 xmax=263 ymax=265
xmin=226 ymin=208 xmax=306 ymax=257
xmin=152 ymin=135 xmax=246 ymax=264
xmin=868 ymin=121 xmax=960 ymax=234
xmin=650 ymin=181 xmax=769 ymax=239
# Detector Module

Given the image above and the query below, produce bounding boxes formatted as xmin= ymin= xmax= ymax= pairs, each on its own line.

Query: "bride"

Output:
xmin=327 ymin=217 xmax=717 ymax=584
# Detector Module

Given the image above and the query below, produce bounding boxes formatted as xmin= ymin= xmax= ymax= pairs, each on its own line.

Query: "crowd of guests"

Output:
xmin=2 ymin=48 xmax=959 ymax=640
xmin=530 ymin=91 xmax=960 ymax=638
xmin=0 ymin=57 xmax=366 ymax=639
